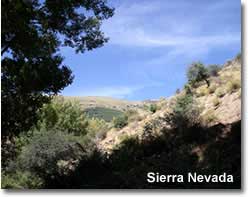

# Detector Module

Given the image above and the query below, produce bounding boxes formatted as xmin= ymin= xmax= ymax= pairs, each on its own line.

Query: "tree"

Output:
xmin=1 ymin=0 xmax=114 ymax=137
xmin=208 ymin=64 xmax=221 ymax=77
xmin=187 ymin=62 xmax=210 ymax=87
xmin=165 ymin=93 xmax=201 ymax=130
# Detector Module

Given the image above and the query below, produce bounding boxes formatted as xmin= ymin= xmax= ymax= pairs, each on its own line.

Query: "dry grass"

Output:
xmin=201 ymin=109 xmax=218 ymax=126
xmin=212 ymin=97 xmax=220 ymax=107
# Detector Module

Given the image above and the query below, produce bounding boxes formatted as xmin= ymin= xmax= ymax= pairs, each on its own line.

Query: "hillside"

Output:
xmin=62 ymin=96 xmax=143 ymax=111
xmin=98 ymin=56 xmax=241 ymax=153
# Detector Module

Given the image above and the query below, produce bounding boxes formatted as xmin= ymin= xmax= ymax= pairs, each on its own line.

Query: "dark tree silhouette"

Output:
xmin=1 ymin=0 xmax=114 ymax=137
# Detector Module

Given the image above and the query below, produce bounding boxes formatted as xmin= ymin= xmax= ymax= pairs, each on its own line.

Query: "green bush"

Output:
xmin=18 ymin=128 xmax=80 ymax=178
xmin=113 ymin=115 xmax=128 ymax=129
xmin=37 ymin=98 xmax=89 ymax=136
xmin=165 ymin=93 xmax=201 ymax=129
xmin=235 ymin=52 xmax=241 ymax=62
xmin=1 ymin=171 xmax=43 ymax=189
xmin=149 ymin=104 xmax=158 ymax=113
xmin=85 ymin=118 xmax=109 ymax=141
xmin=187 ymin=62 xmax=210 ymax=87
xmin=208 ymin=64 xmax=221 ymax=77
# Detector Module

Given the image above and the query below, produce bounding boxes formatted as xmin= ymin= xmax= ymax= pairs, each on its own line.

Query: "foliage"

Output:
xmin=187 ymin=62 xmax=210 ymax=87
xmin=2 ymin=0 xmax=114 ymax=137
xmin=208 ymin=84 xmax=217 ymax=94
xmin=212 ymin=97 xmax=220 ymax=107
xmin=84 ymin=118 xmax=109 ymax=142
xmin=125 ymin=109 xmax=141 ymax=122
xmin=2 ymin=171 xmax=44 ymax=189
xmin=113 ymin=115 xmax=128 ymax=129
xmin=208 ymin=64 xmax=221 ymax=77
xmin=175 ymin=88 xmax=181 ymax=94
xmin=215 ymin=88 xmax=226 ymax=98
xmin=226 ymin=79 xmax=241 ymax=93
xmin=196 ymin=86 xmax=209 ymax=97
xmin=165 ymin=93 xmax=201 ymax=129
xmin=37 ymin=98 xmax=89 ymax=136
xmin=149 ymin=104 xmax=158 ymax=113
xmin=184 ymin=84 xmax=192 ymax=94
xmin=201 ymin=109 xmax=218 ymax=126
xmin=17 ymin=128 xmax=80 ymax=179
xmin=84 ymin=107 xmax=124 ymax=122
xmin=235 ymin=52 xmax=241 ymax=62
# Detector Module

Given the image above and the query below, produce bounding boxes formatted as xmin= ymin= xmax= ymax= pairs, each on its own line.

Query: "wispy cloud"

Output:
xmin=103 ymin=0 xmax=240 ymax=55
xmin=79 ymin=86 xmax=141 ymax=98
xmin=77 ymin=81 xmax=164 ymax=99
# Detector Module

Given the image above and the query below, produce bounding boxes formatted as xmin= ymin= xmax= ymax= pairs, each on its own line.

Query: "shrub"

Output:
xmin=238 ymin=89 xmax=241 ymax=98
xmin=1 ymin=171 xmax=44 ymax=189
xmin=235 ymin=52 xmax=241 ymax=62
xmin=86 ymin=118 xmax=109 ymax=141
xmin=175 ymin=88 xmax=180 ymax=94
xmin=125 ymin=109 xmax=140 ymax=122
xmin=209 ymin=84 xmax=217 ymax=94
xmin=165 ymin=93 xmax=201 ymax=129
xmin=197 ymin=86 xmax=209 ymax=97
xmin=149 ymin=104 xmax=158 ymax=113
xmin=226 ymin=79 xmax=241 ymax=93
xmin=184 ymin=84 xmax=192 ymax=94
xmin=113 ymin=115 xmax=128 ymax=129
xmin=201 ymin=109 xmax=217 ymax=125
xmin=18 ymin=128 xmax=80 ymax=178
xmin=37 ymin=98 xmax=89 ymax=136
xmin=208 ymin=64 xmax=221 ymax=77
xmin=187 ymin=62 xmax=210 ymax=87
xmin=215 ymin=88 xmax=226 ymax=98
xmin=212 ymin=97 xmax=220 ymax=107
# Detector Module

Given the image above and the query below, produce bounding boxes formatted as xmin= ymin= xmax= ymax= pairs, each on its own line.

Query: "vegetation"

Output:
xmin=201 ymin=109 xmax=218 ymax=125
xmin=2 ymin=0 xmax=114 ymax=138
xmin=215 ymin=88 xmax=226 ymax=98
xmin=209 ymin=84 xmax=217 ymax=94
xmin=125 ymin=109 xmax=142 ymax=122
xmin=208 ymin=64 xmax=221 ymax=77
xmin=149 ymin=103 xmax=158 ymax=113
xmin=212 ymin=97 xmax=220 ymax=107
xmin=84 ymin=107 xmax=124 ymax=122
xmin=187 ymin=62 xmax=210 ymax=87
xmin=2 ymin=171 xmax=44 ymax=189
xmin=196 ymin=86 xmax=209 ymax=97
xmin=165 ymin=93 xmax=201 ymax=130
xmin=112 ymin=115 xmax=128 ymax=129
xmin=226 ymin=79 xmax=241 ymax=93
xmin=1 ymin=1 xmax=241 ymax=189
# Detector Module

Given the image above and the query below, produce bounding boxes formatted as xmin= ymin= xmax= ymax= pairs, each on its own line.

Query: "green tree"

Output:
xmin=187 ymin=62 xmax=210 ymax=87
xmin=208 ymin=64 xmax=221 ymax=77
xmin=165 ymin=93 xmax=201 ymax=130
xmin=1 ymin=0 xmax=114 ymax=137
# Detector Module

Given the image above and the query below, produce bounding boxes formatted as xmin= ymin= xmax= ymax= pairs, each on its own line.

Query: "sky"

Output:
xmin=61 ymin=0 xmax=241 ymax=101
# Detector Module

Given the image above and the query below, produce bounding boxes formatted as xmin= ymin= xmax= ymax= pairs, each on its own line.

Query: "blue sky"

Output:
xmin=61 ymin=0 xmax=241 ymax=101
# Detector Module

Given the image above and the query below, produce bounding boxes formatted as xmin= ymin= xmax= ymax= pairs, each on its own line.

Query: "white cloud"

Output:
xmin=103 ymin=0 xmax=240 ymax=54
xmin=79 ymin=86 xmax=141 ymax=98
xmin=78 ymin=81 xmax=164 ymax=99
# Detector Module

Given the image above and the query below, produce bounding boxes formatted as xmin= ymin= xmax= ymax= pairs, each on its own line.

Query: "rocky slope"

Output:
xmin=98 ymin=57 xmax=241 ymax=153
